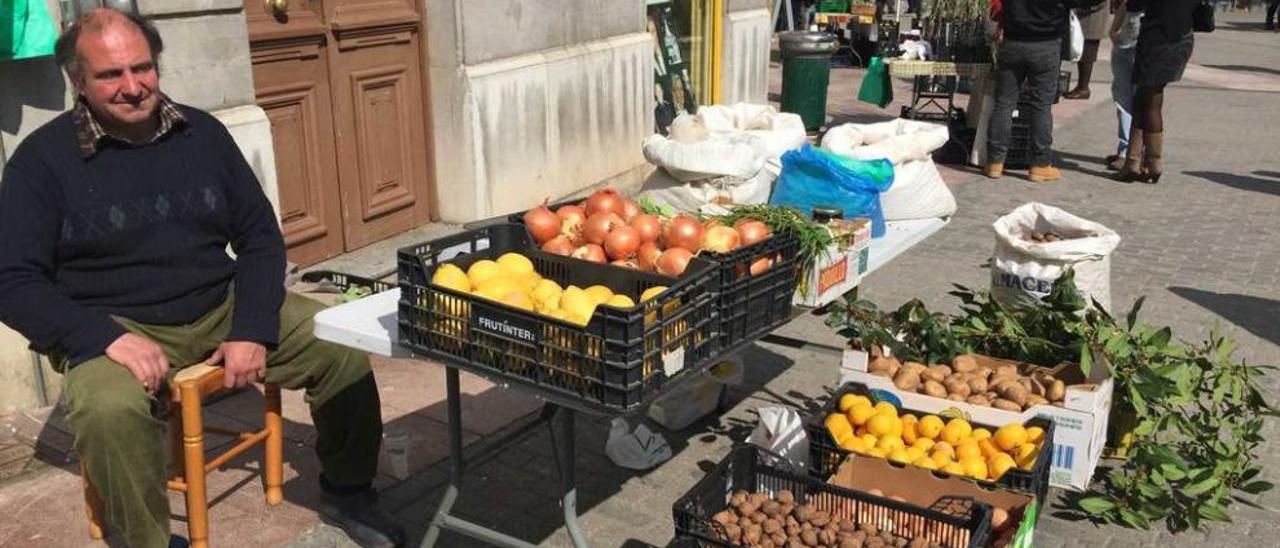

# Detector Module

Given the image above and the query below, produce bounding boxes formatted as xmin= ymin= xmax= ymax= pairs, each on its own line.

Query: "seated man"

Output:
xmin=0 ymin=9 xmax=403 ymax=548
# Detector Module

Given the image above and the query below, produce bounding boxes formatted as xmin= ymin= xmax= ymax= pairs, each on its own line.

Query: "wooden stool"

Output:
xmin=82 ymin=364 xmax=284 ymax=548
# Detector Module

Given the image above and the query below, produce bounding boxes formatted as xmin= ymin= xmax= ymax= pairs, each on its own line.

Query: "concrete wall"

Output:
xmin=427 ymin=0 xmax=653 ymax=223
xmin=722 ymin=5 xmax=772 ymax=104
xmin=0 ymin=0 xmax=277 ymax=416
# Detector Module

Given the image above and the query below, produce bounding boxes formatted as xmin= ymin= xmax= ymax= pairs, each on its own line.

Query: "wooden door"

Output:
xmin=245 ymin=0 xmax=433 ymax=264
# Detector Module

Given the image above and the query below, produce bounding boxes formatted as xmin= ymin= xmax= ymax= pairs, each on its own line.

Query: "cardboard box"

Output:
xmin=830 ymin=456 xmax=1037 ymax=548
xmin=839 ymin=352 xmax=1113 ymax=491
xmin=792 ymin=220 xmax=871 ymax=308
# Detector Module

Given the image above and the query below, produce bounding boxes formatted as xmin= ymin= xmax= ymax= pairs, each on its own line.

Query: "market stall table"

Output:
xmin=311 ymin=217 xmax=948 ymax=547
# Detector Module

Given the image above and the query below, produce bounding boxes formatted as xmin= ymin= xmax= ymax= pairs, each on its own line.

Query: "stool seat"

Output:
xmin=82 ymin=363 xmax=283 ymax=548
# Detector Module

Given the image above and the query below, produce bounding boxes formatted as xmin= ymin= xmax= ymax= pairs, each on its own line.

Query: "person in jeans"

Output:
xmin=0 ymin=9 xmax=404 ymax=548
xmin=1117 ymin=0 xmax=1199 ymax=183
xmin=986 ymin=0 xmax=1106 ymax=182
xmin=1106 ymin=0 xmax=1139 ymax=170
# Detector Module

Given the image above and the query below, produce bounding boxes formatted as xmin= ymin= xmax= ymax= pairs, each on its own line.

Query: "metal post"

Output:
xmin=774 ymin=0 xmax=795 ymax=31
xmin=420 ymin=367 xmax=464 ymax=548
xmin=550 ymin=406 xmax=588 ymax=547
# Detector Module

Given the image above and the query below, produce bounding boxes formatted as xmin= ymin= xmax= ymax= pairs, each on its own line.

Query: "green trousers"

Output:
xmin=57 ymin=291 xmax=382 ymax=548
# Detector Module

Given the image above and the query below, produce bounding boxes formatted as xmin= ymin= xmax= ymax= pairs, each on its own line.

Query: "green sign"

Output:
xmin=2 ymin=0 xmax=58 ymax=61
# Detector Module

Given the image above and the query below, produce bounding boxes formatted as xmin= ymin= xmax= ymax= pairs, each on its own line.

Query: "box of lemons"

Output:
xmin=673 ymin=446 xmax=996 ymax=548
xmin=809 ymin=382 xmax=1056 ymax=511
xmin=397 ymin=223 xmax=719 ymax=413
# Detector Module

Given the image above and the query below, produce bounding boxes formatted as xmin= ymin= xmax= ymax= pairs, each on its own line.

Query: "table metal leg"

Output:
xmin=548 ymin=406 xmax=589 ymax=547
xmin=420 ymin=367 xmax=464 ymax=547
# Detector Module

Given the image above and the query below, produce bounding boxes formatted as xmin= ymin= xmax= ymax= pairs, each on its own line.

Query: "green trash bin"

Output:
xmin=779 ymin=31 xmax=837 ymax=131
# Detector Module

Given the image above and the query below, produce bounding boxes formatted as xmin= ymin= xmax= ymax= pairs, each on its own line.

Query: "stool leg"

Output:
xmin=80 ymin=461 xmax=106 ymax=540
xmin=180 ymin=382 xmax=210 ymax=548
xmin=264 ymin=384 xmax=284 ymax=505
xmin=169 ymin=410 xmax=184 ymax=480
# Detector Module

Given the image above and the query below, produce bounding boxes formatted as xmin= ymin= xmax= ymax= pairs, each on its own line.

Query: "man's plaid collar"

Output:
xmin=73 ymin=95 xmax=187 ymax=158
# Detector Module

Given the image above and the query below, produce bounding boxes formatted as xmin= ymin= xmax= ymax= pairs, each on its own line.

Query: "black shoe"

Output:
xmin=319 ymin=488 xmax=406 ymax=548
xmin=168 ymin=535 xmax=190 ymax=548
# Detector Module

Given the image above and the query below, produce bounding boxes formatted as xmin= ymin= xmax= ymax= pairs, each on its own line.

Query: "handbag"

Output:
xmin=1193 ymin=1 xmax=1215 ymax=33
xmin=857 ymin=56 xmax=894 ymax=109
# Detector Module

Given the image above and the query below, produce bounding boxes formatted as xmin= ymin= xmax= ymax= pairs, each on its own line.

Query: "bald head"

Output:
xmin=54 ymin=8 xmax=164 ymax=84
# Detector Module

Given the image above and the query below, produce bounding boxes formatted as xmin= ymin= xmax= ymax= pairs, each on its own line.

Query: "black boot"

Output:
xmin=318 ymin=480 xmax=406 ymax=548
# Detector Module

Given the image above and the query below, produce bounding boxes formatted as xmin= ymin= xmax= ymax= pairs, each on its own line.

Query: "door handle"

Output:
xmin=263 ymin=0 xmax=288 ymax=17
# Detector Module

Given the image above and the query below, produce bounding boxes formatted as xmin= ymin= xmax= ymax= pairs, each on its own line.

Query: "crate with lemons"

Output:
xmin=398 ymin=223 xmax=717 ymax=412
xmin=809 ymin=384 xmax=1055 ymax=508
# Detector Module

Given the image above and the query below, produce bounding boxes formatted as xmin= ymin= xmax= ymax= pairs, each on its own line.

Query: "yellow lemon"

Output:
xmin=930 ymin=448 xmax=954 ymax=467
xmin=548 ymin=308 xmax=571 ymax=321
xmin=904 ymin=446 xmax=924 ymax=462
xmin=1025 ymin=426 xmax=1046 ymax=445
xmin=874 ymin=402 xmax=898 ymax=417
xmin=887 ymin=416 xmax=904 ymax=439
xmin=865 ymin=447 xmax=888 ymax=458
xmin=500 ymin=291 xmax=535 ymax=312
xmin=855 ymin=425 xmax=869 ymax=438
xmin=931 ymin=441 xmax=956 ymax=461
xmin=861 ymin=433 xmax=878 ymax=449
xmin=942 ymin=462 xmax=967 ymax=476
xmin=917 ymin=415 xmax=944 ymax=440
xmin=1014 ymin=443 xmax=1039 ymax=470
xmin=901 ymin=415 xmax=920 ymax=445
xmin=467 ymin=260 xmax=504 ymax=288
xmin=995 ymin=424 xmax=1028 ymax=452
xmin=911 ymin=437 xmax=935 ymax=453
xmin=584 ymin=285 xmax=614 ymax=304
xmin=867 ymin=413 xmax=896 ymax=437
xmin=988 ymin=453 xmax=1016 ymax=481
xmin=955 ymin=440 xmax=982 ymax=462
xmin=826 ymin=414 xmax=854 ymax=439
xmin=848 ymin=405 xmax=876 ymax=427
xmin=886 ymin=448 xmax=911 ymax=464
xmin=513 ymin=270 xmax=542 ymax=292
xmin=496 ymin=252 xmax=535 ymax=277
xmin=474 ymin=278 xmax=519 ymax=302
xmin=640 ymin=286 xmax=667 ymax=302
xmin=913 ymin=455 xmax=939 ymax=470
xmin=978 ymin=438 xmax=1002 ymax=460
xmin=431 ymin=263 xmax=471 ymax=293
xmin=536 ymin=292 xmax=561 ymax=313
xmin=941 ymin=418 xmax=973 ymax=446
xmin=840 ymin=435 xmax=869 ymax=454
xmin=961 ymin=458 xmax=989 ymax=480
xmin=876 ymin=436 xmax=905 ymax=453
xmin=971 ymin=428 xmax=992 ymax=442
xmin=839 ymin=394 xmax=872 ymax=412
xmin=605 ymin=295 xmax=636 ymax=308
xmin=531 ymin=279 xmax=562 ymax=302
xmin=560 ymin=291 xmax=597 ymax=322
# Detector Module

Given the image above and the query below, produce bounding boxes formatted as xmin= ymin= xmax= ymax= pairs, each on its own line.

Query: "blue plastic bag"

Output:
xmin=771 ymin=145 xmax=894 ymax=237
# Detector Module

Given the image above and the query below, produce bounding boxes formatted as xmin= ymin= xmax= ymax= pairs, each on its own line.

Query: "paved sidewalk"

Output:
xmin=1 ymin=10 xmax=1276 ymax=548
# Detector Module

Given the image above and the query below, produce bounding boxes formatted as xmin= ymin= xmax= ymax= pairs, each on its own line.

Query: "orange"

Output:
xmin=888 ymin=448 xmax=912 ymax=464
xmin=839 ymin=435 xmax=869 ymax=454
xmin=971 ymin=428 xmax=992 ymax=442
xmin=931 ymin=441 xmax=956 ymax=461
xmin=917 ymin=415 xmax=945 ymax=440
xmin=876 ymin=436 xmax=905 ymax=453
xmin=1025 ymin=426 xmax=1046 ymax=445
xmin=904 ymin=446 xmax=924 ymax=462
xmin=826 ymin=413 xmax=853 ymax=439
xmin=901 ymin=415 xmax=919 ymax=445
xmin=855 ymin=425 xmax=869 ymax=438
xmin=865 ymin=447 xmax=888 ymax=458
xmin=861 ymin=433 xmax=878 ymax=449
xmin=839 ymin=394 xmax=872 ymax=412
xmin=913 ymin=455 xmax=939 ymax=470
xmin=873 ymin=402 xmax=898 ymax=417
xmin=1014 ymin=443 xmax=1039 ymax=469
xmin=955 ymin=440 xmax=982 ymax=461
xmin=930 ymin=448 xmax=954 ymax=467
xmin=848 ymin=404 xmax=876 ymax=427
xmin=995 ymin=424 xmax=1028 ymax=452
xmin=942 ymin=462 xmax=967 ymax=476
xmin=941 ymin=418 xmax=973 ymax=445
xmin=977 ymin=438 xmax=1002 ymax=459
xmin=961 ymin=458 xmax=989 ymax=480
xmin=867 ymin=413 xmax=896 ymax=437
xmin=911 ymin=437 xmax=935 ymax=453
xmin=988 ymin=453 xmax=1016 ymax=480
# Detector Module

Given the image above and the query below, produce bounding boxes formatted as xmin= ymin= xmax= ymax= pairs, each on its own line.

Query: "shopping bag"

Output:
xmin=604 ymin=417 xmax=672 ymax=470
xmin=0 ymin=0 xmax=58 ymax=60
xmin=746 ymin=407 xmax=809 ymax=472
xmin=771 ymin=145 xmax=894 ymax=237
xmin=990 ymin=202 xmax=1121 ymax=311
xmin=856 ymin=56 xmax=893 ymax=108
xmin=647 ymin=360 xmax=742 ymax=431
xmin=1061 ymin=11 xmax=1084 ymax=62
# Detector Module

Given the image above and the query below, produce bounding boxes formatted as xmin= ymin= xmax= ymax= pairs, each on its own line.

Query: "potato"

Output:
xmin=838 ymin=537 xmax=860 ymax=548
xmin=801 ymin=529 xmax=819 ymax=546
xmin=966 ymin=394 xmax=991 ymax=407
xmin=794 ymin=504 xmax=816 ymax=523
xmin=771 ymin=531 xmax=788 ymax=546
xmin=819 ymin=529 xmax=837 ymax=546
xmin=992 ymin=398 xmax=1022 ymax=412
xmin=909 ymin=538 xmax=930 ymax=548
xmin=1048 ymin=379 xmax=1066 ymax=402
xmin=787 ymin=522 xmax=801 ymax=537
xmin=922 ymin=380 xmax=947 ymax=398
xmin=992 ymin=363 xmax=1017 ymax=378
xmin=947 ymin=393 xmax=967 ymax=402
xmin=922 ymin=365 xmax=952 ymax=383
xmin=1000 ymin=383 xmax=1029 ymax=406
xmin=730 ymin=491 xmax=748 ymax=507
xmin=894 ymin=369 xmax=922 ymax=392
xmin=974 ymin=366 xmax=994 ymax=380
xmin=777 ymin=489 xmax=795 ymax=505
xmin=868 ymin=356 xmax=900 ymax=376
xmin=1018 ymin=377 xmax=1034 ymax=393
xmin=902 ymin=361 xmax=928 ymax=375
xmin=713 ymin=510 xmax=736 ymax=525
xmin=764 ymin=518 xmax=782 ymax=534
xmin=723 ymin=523 xmax=742 ymax=543
xmin=743 ymin=529 xmax=762 ymax=545
xmin=810 ymin=510 xmax=831 ymax=527
xmin=943 ymin=378 xmax=971 ymax=398
xmin=1029 ymin=377 xmax=1046 ymax=397
xmin=740 ymin=501 xmax=759 ymax=517
xmin=749 ymin=492 xmax=769 ymax=506
xmin=763 ymin=500 xmax=782 ymax=518
xmin=967 ymin=376 xmax=989 ymax=394
xmin=751 ymin=511 xmax=768 ymax=524
xmin=1025 ymin=394 xmax=1049 ymax=408
xmin=951 ymin=354 xmax=979 ymax=373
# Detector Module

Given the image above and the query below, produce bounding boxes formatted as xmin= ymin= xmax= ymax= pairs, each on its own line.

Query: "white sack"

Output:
xmin=821 ymin=120 xmax=957 ymax=221
xmin=697 ymin=103 xmax=808 ymax=174
xmin=991 ymin=202 xmax=1121 ymax=312
xmin=638 ymin=167 xmax=775 ymax=214
xmin=747 ymin=406 xmax=809 ymax=472
xmin=647 ymin=360 xmax=743 ymax=431
xmin=642 ymin=133 xmax=767 ymax=182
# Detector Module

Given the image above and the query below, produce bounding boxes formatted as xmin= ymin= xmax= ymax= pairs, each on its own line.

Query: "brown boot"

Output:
xmin=984 ymin=163 xmax=1004 ymax=179
xmin=1115 ymin=128 xmax=1145 ymax=182
xmin=1139 ymin=131 xmax=1163 ymax=183
xmin=1028 ymin=165 xmax=1062 ymax=182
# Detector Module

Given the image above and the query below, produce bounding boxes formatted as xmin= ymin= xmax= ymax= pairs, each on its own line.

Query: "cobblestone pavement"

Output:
xmin=288 ymin=13 xmax=1280 ymax=548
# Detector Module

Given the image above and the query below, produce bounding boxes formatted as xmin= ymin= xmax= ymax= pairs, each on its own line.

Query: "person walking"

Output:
xmin=985 ymin=0 xmax=1107 ymax=182
xmin=1063 ymin=1 xmax=1112 ymax=99
xmin=0 ymin=9 xmax=404 ymax=548
xmin=1116 ymin=0 xmax=1199 ymax=183
xmin=1106 ymin=0 xmax=1139 ymax=170
xmin=1267 ymin=0 xmax=1280 ymax=30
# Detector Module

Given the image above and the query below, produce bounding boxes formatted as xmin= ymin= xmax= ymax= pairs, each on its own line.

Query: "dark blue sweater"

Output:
xmin=0 ymin=105 xmax=286 ymax=366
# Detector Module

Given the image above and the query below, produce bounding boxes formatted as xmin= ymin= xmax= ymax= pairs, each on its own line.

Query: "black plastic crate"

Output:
xmin=806 ymin=382 xmax=1056 ymax=510
xmin=506 ymin=203 xmax=800 ymax=355
xmin=396 ymin=223 xmax=718 ymax=414
xmin=299 ymin=270 xmax=395 ymax=294
xmin=673 ymin=446 xmax=993 ymax=548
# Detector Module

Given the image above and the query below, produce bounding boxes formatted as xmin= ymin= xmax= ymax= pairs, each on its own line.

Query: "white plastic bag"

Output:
xmin=821 ymin=120 xmax=956 ymax=221
xmin=991 ymin=203 xmax=1121 ymax=311
xmin=605 ymin=417 xmax=672 ymax=470
xmin=648 ymin=360 xmax=743 ymax=431
xmin=697 ymin=103 xmax=807 ymax=176
xmin=1066 ymin=11 xmax=1085 ymax=62
xmin=746 ymin=407 xmax=809 ymax=472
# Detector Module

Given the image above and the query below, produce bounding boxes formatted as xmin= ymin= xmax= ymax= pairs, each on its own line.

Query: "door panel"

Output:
xmin=330 ymin=25 xmax=430 ymax=248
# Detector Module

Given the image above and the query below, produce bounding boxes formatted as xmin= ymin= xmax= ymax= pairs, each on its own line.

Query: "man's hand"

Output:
xmin=206 ymin=341 xmax=268 ymax=389
xmin=105 ymin=333 xmax=169 ymax=394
